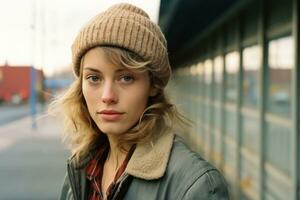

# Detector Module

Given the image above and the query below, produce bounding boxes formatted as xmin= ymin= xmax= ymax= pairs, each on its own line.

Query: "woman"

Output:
xmin=56 ymin=3 xmax=229 ymax=200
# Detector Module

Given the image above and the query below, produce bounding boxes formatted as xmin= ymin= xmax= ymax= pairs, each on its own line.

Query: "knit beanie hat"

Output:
xmin=71 ymin=3 xmax=171 ymax=87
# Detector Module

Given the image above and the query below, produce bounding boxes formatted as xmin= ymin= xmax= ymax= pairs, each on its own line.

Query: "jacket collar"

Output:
xmin=68 ymin=131 xmax=175 ymax=180
xmin=125 ymin=132 xmax=174 ymax=180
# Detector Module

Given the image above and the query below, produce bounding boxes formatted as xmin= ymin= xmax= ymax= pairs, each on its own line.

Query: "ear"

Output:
xmin=149 ymin=87 xmax=159 ymax=97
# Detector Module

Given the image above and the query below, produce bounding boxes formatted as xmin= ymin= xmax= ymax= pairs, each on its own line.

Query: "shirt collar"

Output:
xmin=85 ymin=144 xmax=109 ymax=180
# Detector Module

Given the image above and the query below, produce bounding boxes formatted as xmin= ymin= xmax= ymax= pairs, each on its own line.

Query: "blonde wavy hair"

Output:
xmin=50 ymin=46 xmax=189 ymax=160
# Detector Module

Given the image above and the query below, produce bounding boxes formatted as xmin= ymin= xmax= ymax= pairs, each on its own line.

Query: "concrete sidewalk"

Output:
xmin=0 ymin=114 xmax=70 ymax=200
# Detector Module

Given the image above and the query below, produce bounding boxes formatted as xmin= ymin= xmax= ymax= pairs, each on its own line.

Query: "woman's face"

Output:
xmin=82 ymin=47 xmax=155 ymax=136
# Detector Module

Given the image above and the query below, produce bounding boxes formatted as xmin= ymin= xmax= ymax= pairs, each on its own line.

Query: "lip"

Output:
xmin=98 ymin=109 xmax=123 ymax=114
xmin=97 ymin=109 xmax=124 ymax=121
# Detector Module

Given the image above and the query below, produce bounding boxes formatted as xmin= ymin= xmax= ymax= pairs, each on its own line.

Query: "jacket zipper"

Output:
xmin=111 ymin=173 xmax=130 ymax=200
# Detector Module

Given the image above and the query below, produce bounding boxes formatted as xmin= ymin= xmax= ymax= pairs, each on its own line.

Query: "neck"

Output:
xmin=106 ymin=135 xmax=131 ymax=171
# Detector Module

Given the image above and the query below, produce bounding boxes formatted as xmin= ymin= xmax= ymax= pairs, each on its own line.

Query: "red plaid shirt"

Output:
xmin=85 ymin=144 xmax=135 ymax=200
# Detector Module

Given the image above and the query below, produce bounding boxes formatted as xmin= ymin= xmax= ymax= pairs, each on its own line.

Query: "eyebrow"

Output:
xmin=83 ymin=67 xmax=101 ymax=73
xmin=83 ymin=67 xmax=131 ymax=73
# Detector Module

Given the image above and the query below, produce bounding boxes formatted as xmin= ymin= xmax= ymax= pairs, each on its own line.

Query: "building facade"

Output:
xmin=159 ymin=0 xmax=300 ymax=199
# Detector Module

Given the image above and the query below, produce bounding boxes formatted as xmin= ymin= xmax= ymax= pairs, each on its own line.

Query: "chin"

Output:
xmin=98 ymin=125 xmax=128 ymax=136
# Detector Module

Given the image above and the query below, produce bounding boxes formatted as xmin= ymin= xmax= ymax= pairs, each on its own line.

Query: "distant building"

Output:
xmin=0 ymin=65 xmax=44 ymax=104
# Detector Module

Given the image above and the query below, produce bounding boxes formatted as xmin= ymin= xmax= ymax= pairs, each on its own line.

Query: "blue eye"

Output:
xmin=86 ymin=75 xmax=100 ymax=83
xmin=120 ymin=75 xmax=134 ymax=83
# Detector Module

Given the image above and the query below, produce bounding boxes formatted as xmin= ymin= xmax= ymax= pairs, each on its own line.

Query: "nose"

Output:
xmin=101 ymin=81 xmax=118 ymax=104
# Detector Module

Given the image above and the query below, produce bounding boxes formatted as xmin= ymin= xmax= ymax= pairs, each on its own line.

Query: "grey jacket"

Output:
xmin=59 ymin=132 xmax=230 ymax=200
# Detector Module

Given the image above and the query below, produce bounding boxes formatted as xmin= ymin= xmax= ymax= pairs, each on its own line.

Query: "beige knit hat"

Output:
xmin=71 ymin=3 xmax=171 ymax=87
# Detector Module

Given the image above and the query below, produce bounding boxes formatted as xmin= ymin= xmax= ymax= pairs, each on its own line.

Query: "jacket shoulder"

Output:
xmin=169 ymin=136 xmax=215 ymax=174
xmin=183 ymin=169 xmax=230 ymax=199
xmin=165 ymin=136 xmax=230 ymax=199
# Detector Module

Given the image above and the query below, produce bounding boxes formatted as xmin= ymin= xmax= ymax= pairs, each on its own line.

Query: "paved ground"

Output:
xmin=0 ymin=113 xmax=70 ymax=200
xmin=0 ymin=104 xmax=43 ymax=126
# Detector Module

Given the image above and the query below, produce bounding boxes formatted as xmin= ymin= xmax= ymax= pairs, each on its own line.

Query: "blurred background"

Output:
xmin=0 ymin=0 xmax=299 ymax=199
xmin=0 ymin=0 xmax=159 ymax=199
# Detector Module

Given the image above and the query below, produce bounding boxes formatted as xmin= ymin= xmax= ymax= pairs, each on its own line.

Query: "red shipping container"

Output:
xmin=0 ymin=65 xmax=44 ymax=103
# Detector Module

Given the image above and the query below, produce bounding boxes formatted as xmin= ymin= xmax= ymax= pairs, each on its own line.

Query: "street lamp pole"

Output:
xmin=30 ymin=0 xmax=37 ymax=129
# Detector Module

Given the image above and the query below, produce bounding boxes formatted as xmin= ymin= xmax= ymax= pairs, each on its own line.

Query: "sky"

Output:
xmin=0 ymin=0 xmax=160 ymax=77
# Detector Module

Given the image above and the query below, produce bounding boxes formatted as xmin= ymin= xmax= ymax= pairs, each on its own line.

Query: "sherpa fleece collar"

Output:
xmin=68 ymin=132 xmax=175 ymax=180
xmin=125 ymin=132 xmax=174 ymax=180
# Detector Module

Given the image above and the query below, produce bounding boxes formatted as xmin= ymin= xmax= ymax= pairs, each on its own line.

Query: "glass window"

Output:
xmin=224 ymin=140 xmax=237 ymax=177
xmin=196 ymin=62 xmax=204 ymax=97
xmin=204 ymin=59 xmax=213 ymax=98
xmin=213 ymin=57 xmax=223 ymax=131
xmin=225 ymin=110 xmax=237 ymax=139
xmin=189 ymin=65 xmax=199 ymax=95
xmin=265 ymin=122 xmax=292 ymax=176
xmin=204 ymin=60 xmax=213 ymax=127
xmin=240 ymin=156 xmax=259 ymax=200
xmin=242 ymin=45 xmax=260 ymax=108
xmin=213 ymin=56 xmax=223 ymax=101
xmin=214 ymin=107 xmax=222 ymax=131
xmin=268 ymin=36 xmax=293 ymax=117
xmin=241 ymin=115 xmax=259 ymax=153
xmin=225 ymin=51 xmax=239 ymax=103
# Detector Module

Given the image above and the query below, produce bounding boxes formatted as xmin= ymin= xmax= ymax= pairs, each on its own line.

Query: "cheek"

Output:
xmin=82 ymin=83 xmax=97 ymax=109
xmin=128 ymin=87 xmax=150 ymax=110
xmin=82 ymin=84 xmax=89 ymax=102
